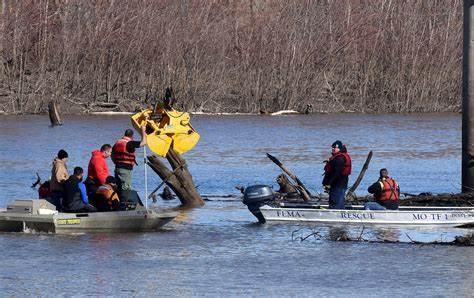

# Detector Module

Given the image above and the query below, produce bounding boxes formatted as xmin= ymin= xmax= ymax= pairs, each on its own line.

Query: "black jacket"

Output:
xmin=367 ymin=178 xmax=399 ymax=210
xmin=63 ymin=176 xmax=86 ymax=212
xmin=322 ymin=155 xmax=348 ymax=189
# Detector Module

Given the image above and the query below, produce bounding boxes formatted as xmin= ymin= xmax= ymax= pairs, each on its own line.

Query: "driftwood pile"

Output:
xmin=348 ymin=193 xmax=474 ymax=207
xmin=399 ymin=193 xmax=474 ymax=207
xmin=276 ymin=191 xmax=474 ymax=207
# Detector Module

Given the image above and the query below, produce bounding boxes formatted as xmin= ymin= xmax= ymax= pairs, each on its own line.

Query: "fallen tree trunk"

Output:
xmin=147 ymin=149 xmax=204 ymax=208
xmin=346 ymin=151 xmax=373 ymax=201
xmin=48 ymin=101 xmax=62 ymax=126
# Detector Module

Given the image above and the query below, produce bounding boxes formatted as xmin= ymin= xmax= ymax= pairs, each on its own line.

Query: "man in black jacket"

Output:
xmin=322 ymin=140 xmax=352 ymax=209
xmin=63 ymin=167 xmax=97 ymax=212
xmin=366 ymin=168 xmax=400 ymax=210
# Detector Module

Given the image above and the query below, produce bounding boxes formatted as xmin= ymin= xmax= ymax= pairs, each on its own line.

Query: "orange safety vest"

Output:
xmin=111 ymin=137 xmax=136 ymax=166
xmin=325 ymin=152 xmax=352 ymax=176
xmin=96 ymin=185 xmax=120 ymax=205
xmin=377 ymin=178 xmax=399 ymax=201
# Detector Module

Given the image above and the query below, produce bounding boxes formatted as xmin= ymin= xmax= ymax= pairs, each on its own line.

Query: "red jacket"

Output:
xmin=87 ymin=150 xmax=110 ymax=186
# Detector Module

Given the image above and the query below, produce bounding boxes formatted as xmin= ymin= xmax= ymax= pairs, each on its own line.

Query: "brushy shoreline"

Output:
xmin=0 ymin=110 xmax=462 ymax=118
xmin=0 ymin=2 xmax=462 ymax=115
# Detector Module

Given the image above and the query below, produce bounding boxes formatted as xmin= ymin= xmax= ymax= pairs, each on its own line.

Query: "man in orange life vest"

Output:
xmin=322 ymin=140 xmax=351 ymax=209
xmin=112 ymin=126 xmax=147 ymax=191
xmin=366 ymin=168 xmax=400 ymax=210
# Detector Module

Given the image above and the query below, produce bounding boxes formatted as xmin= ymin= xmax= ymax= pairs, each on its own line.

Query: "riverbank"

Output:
xmin=0 ymin=109 xmax=461 ymax=117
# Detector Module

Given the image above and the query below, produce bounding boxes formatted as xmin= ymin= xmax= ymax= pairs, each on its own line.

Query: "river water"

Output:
xmin=0 ymin=114 xmax=472 ymax=296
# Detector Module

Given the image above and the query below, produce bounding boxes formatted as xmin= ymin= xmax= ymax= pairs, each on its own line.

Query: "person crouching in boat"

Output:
xmin=111 ymin=126 xmax=147 ymax=191
xmin=85 ymin=144 xmax=112 ymax=196
xmin=322 ymin=140 xmax=352 ymax=209
xmin=95 ymin=176 xmax=120 ymax=211
xmin=365 ymin=168 xmax=400 ymax=210
xmin=63 ymin=167 xmax=97 ymax=212
xmin=49 ymin=149 xmax=69 ymax=210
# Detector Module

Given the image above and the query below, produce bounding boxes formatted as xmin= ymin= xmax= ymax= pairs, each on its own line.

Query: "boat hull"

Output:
xmin=260 ymin=205 xmax=474 ymax=227
xmin=0 ymin=206 xmax=177 ymax=233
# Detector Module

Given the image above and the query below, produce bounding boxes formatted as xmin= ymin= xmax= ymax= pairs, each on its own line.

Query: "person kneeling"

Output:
xmin=365 ymin=168 xmax=400 ymax=210
xmin=63 ymin=167 xmax=97 ymax=213
xmin=95 ymin=176 xmax=120 ymax=211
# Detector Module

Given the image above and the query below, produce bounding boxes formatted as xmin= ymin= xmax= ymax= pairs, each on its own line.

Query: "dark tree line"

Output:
xmin=0 ymin=0 xmax=462 ymax=114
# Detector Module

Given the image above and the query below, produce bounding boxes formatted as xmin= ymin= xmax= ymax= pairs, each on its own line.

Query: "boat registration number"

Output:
xmin=57 ymin=218 xmax=81 ymax=225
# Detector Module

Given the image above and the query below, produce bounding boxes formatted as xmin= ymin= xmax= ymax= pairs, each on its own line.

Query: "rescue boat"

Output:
xmin=0 ymin=199 xmax=177 ymax=233
xmin=242 ymin=185 xmax=474 ymax=227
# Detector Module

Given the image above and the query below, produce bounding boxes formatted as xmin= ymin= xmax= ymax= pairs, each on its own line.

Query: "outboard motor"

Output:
xmin=242 ymin=185 xmax=275 ymax=223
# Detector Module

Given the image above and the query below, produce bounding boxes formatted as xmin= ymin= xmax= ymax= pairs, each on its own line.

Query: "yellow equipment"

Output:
xmin=131 ymin=105 xmax=200 ymax=157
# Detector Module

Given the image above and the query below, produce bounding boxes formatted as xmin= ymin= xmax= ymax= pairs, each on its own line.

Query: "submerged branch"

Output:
xmin=291 ymin=227 xmax=474 ymax=246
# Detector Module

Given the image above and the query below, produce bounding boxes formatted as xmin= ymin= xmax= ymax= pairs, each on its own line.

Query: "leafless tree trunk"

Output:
xmin=147 ymin=149 xmax=204 ymax=208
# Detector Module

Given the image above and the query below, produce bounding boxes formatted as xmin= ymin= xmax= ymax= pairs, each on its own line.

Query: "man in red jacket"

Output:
xmin=86 ymin=144 xmax=112 ymax=195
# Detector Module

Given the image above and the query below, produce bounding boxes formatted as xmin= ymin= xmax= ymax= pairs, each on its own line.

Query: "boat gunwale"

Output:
xmin=260 ymin=205 xmax=474 ymax=226
xmin=273 ymin=205 xmax=474 ymax=213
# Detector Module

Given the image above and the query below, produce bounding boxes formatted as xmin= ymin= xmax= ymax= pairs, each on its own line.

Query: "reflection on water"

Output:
xmin=0 ymin=113 xmax=472 ymax=296
xmin=372 ymin=227 xmax=401 ymax=242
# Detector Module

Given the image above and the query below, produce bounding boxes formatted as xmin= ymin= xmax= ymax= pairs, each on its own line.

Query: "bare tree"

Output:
xmin=0 ymin=0 xmax=463 ymax=114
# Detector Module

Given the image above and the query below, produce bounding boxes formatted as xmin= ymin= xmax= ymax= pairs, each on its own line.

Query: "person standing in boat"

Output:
xmin=322 ymin=140 xmax=352 ymax=209
xmin=111 ymin=126 xmax=147 ymax=191
xmin=63 ymin=167 xmax=97 ymax=212
xmin=86 ymin=144 xmax=112 ymax=195
xmin=49 ymin=149 xmax=70 ymax=210
xmin=365 ymin=168 xmax=400 ymax=210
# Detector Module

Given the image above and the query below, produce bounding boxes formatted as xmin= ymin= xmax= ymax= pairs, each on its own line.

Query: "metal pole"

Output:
xmin=463 ymin=1 xmax=474 ymax=192
xmin=144 ymin=146 xmax=148 ymax=209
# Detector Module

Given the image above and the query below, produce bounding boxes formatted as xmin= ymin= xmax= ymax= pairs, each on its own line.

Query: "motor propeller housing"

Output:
xmin=242 ymin=185 xmax=276 ymax=223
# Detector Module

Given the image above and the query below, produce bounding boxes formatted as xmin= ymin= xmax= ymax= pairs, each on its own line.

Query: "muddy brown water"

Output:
xmin=0 ymin=114 xmax=472 ymax=296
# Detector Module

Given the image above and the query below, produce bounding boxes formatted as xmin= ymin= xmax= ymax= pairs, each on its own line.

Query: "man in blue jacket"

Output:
xmin=63 ymin=167 xmax=97 ymax=212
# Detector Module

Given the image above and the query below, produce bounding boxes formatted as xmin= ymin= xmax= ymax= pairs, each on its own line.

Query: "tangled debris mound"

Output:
xmin=348 ymin=192 xmax=474 ymax=207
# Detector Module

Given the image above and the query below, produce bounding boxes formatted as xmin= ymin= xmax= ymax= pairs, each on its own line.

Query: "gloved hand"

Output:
xmin=323 ymin=185 xmax=331 ymax=193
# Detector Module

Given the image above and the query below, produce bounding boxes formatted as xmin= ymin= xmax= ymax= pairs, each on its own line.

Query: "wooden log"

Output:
xmin=48 ymin=101 xmax=62 ymax=126
xmin=346 ymin=151 xmax=373 ymax=201
xmin=266 ymin=153 xmax=311 ymax=201
xmin=147 ymin=149 xmax=204 ymax=208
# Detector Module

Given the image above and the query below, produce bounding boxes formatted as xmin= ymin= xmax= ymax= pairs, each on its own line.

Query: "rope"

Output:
xmin=144 ymin=146 xmax=148 ymax=210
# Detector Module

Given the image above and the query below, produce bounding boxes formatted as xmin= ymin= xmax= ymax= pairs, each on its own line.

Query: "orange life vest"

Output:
xmin=96 ymin=185 xmax=119 ymax=204
xmin=378 ymin=178 xmax=399 ymax=201
xmin=111 ymin=137 xmax=136 ymax=166
xmin=325 ymin=152 xmax=352 ymax=176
